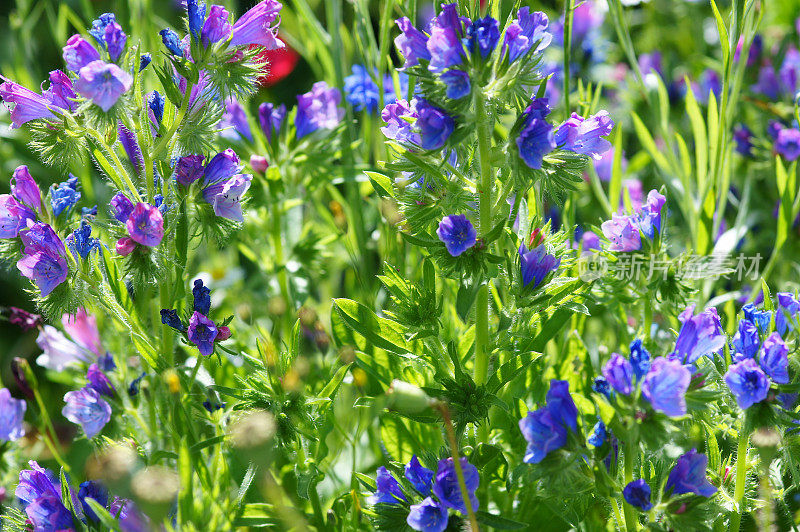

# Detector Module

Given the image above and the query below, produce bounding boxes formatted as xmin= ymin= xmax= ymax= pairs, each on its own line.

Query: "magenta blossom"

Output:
xmin=62 ymin=34 xmax=101 ymax=73
xmin=0 ymin=70 xmax=77 ymax=128
xmin=62 ymin=308 xmax=102 ymax=355
xmin=11 ymin=165 xmax=42 ymax=212
xmin=125 ymin=203 xmax=164 ymax=247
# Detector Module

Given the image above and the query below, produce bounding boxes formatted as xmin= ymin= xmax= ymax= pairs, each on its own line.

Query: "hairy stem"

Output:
xmin=729 ymin=429 xmax=750 ymax=532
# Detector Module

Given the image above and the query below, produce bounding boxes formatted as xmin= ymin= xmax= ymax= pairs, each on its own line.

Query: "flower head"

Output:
xmin=0 ymin=195 xmax=35 ymax=238
xmin=26 ymin=493 xmax=73 ymax=531
xmin=776 ymin=292 xmax=800 ymax=335
xmin=432 ymin=457 xmax=479 ymax=515
xmin=125 ymin=203 xmax=164 ymax=247
xmin=230 ymin=0 xmax=283 ymax=49
xmin=201 ymin=5 xmax=232 ymax=47
xmin=437 ymin=214 xmax=476 ymax=256
xmin=760 ymin=332 xmax=789 ymax=384
xmin=503 ymin=8 xmax=552 ymax=63
xmin=204 ymin=149 xmax=242 ymax=184
xmin=11 ymin=165 xmax=42 ymax=212
xmin=671 ymin=305 xmax=725 ymax=364
xmin=629 ymin=339 xmax=651 ymax=381
xmin=394 ymin=17 xmax=431 ymax=68
xmin=623 ymin=479 xmax=653 ymax=511
xmin=381 ymin=99 xmax=420 ymax=145
xmin=440 ymin=70 xmax=471 ymax=100
xmin=62 ymin=386 xmax=112 ymax=438
xmin=17 ymin=223 xmax=69 ymax=296
xmin=637 ymin=190 xmax=666 ymax=238
xmin=725 ymin=358 xmax=769 ymax=409
xmin=62 ymin=34 xmax=101 ymax=73
xmin=0 ymin=388 xmax=26 ymax=441
xmin=87 ymin=364 xmax=115 ymax=397
xmin=295 ymin=81 xmax=344 ymax=139
xmin=516 ymin=97 xmax=555 ymax=169
xmin=554 ymin=111 xmax=614 ymax=159
xmin=0 ymin=71 xmax=76 ymax=128
xmin=78 ymin=481 xmax=109 ymax=523
xmin=601 ymin=213 xmax=641 ymax=252
xmin=776 ymin=127 xmax=800 ymax=161
xmin=219 ymin=98 xmax=253 ymax=142
xmin=75 ymin=60 xmax=132 ymax=112
xmin=641 ymin=357 xmax=691 ymax=417
xmin=36 ymin=325 xmax=92 ymax=370
xmin=192 ymin=278 xmax=212 ymax=315
xmin=110 ymin=192 xmax=134 ymax=222
xmin=259 ymin=102 xmax=286 ymax=142
xmin=187 ymin=311 xmax=218 ymax=356
xmin=407 ymin=497 xmax=448 ymax=532
xmin=405 ymin=455 xmax=434 ymax=496
xmin=665 ymin=449 xmax=717 ymax=498
xmin=370 ymin=466 xmax=406 ymax=505
xmin=427 ymin=5 xmax=466 ymax=72
xmin=67 ymin=221 xmax=100 ymax=260
xmin=161 ymin=309 xmax=186 ymax=332
xmin=466 ymin=16 xmax=500 ymax=59
xmin=519 ymin=380 xmax=578 ymax=463
xmin=732 ymin=319 xmax=760 ymax=360
xmin=202 ymin=173 xmax=252 ymax=221
xmin=519 ymin=244 xmax=560 ymax=289
xmin=603 ymin=353 xmax=634 ymax=395
xmin=587 ymin=419 xmax=606 ymax=447
xmin=742 ymin=303 xmax=771 ymax=333
xmin=344 ymin=65 xmax=381 ymax=112
xmin=160 ymin=28 xmax=184 ymax=56
xmin=175 ymin=154 xmax=206 ymax=187
xmin=50 ymin=174 xmax=81 ymax=217
xmin=415 ymin=100 xmax=454 ymax=150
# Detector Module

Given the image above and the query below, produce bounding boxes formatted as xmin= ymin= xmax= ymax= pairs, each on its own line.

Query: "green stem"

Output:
xmin=439 ymin=404 xmax=479 ymax=532
xmin=623 ymin=438 xmax=637 ymax=532
xmin=272 ymin=200 xmax=292 ymax=335
xmin=562 ymin=0 xmax=574 ymax=114
xmin=153 ymin=80 xmax=195 ymax=160
xmin=729 ymin=429 xmax=750 ymax=531
xmin=473 ymin=87 xmax=493 ymax=387
xmin=33 ymin=389 xmax=70 ymax=473
xmin=87 ymin=129 xmax=143 ymax=203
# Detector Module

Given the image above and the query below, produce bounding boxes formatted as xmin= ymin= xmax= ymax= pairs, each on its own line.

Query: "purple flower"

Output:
xmin=432 ymin=457 xmax=479 ymax=515
xmin=187 ymin=0 xmax=206 ymax=39
xmin=665 ymin=449 xmax=717 ymax=498
xmin=752 ymin=64 xmax=780 ymax=99
xmin=601 ymin=213 xmax=640 ymax=252
xmin=637 ymin=189 xmax=666 ymax=238
xmin=188 ymin=311 xmax=218 ymax=356
xmin=110 ymin=498 xmax=149 ymax=531
xmin=405 ymin=455 xmax=434 ymax=496
xmin=629 ymin=339 xmax=651 ymax=381
xmin=192 ymin=278 xmax=212 ymax=315
xmin=407 ymin=497 xmax=448 ymax=532
xmin=9 ymin=307 xmax=42 ymax=331
xmin=725 ymin=358 xmax=769 ymax=409
xmin=466 ymin=17 xmax=499 ymax=59
xmin=62 ymin=308 xmax=101 ymax=355
xmin=78 ymin=481 xmax=108 ymax=523
xmin=732 ymin=319 xmax=760 ymax=360
xmin=580 ymin=230 xmax=600 ymax=252
xmin=12 ymin=165 xmax=42 ymax=212
xmin=16 ymin=461 xmax=60 ymax=505
xmin=36 ymin=325 xmax=92 ymax=370
xmin=516 ymin=97 xmax=555 ymax=169
xmin=0 ymin=195 xmax=35 ymax=238
xmin=743 ymin=303 xmax=771 ymax=333
xmin=760 ymin=332 xmax=789 ymax=384
xmin=125 ymin=203 xmax=164 ymax=247
xmin=427 ymin=4 xmax=466 ymax=72
xmin=230 ymin=0 xmax=283 ymax=49
xmin=416 ymin=100 xmax=454 ymax=150
xmin=775 ymin=127 xmax=800 ymax=161
xmin=118 ymin=122 xmax=144 ymax=173
xmin=593 ymin=146 xmax=626 ymax=182
xmin=26 ymin=493 xmax=74 ymax=531
xmin=440 ymin=70 xmax=470 ymax=100
xmin=733 ymin=124 xmax=753 ymax=157
xmin=219 ymin=98 xmax=253 ymax=142
xmin=395 ymin=17 xmax=430 ymax=68
xmin=555 ymin=111 xmax=614 ymax=159
xmin=623 ymin=480 xmax=653 ymax=511
xmin=160 ymin=28 xmax=184 ymax=56
xmin=175 ymin=154 xmax=205 ymax=187
xmin=437 ymin=214 xmax=476 ymax=256
xmin=776 ymin=292 xmax=800 ymax=335
xmin=202 ymin=173 xmax=252 ymax=221
xmin=641 ymin=357 xmax=691 ymax=417
xmin=370 ymin=466 xmax=406 ymax=505
xmin=503 ymin=8 xmax=551 ymax=63
xmin=87 ymin=363 xmax=115 ymax=397
xmin=381 ymin=99 xmax=420 ymax=144
xmin=519 ymin=244 xmax=560 ymax=289
xmin=295 ymin=81 xmax=344 ymax=139
xmin=75 ymin=60 xmax=132 ymax=112
xmin=110 ymin=192 xmax=134 ymax=222
xmin=780 ymin=47 xmax=800 ymax=95
xmin=344 ymin=65 xmax=381 ymax=112
xmin=0 ymin=72 xmax=76 ymax=128
xmin=103 ymin=19 xmax=127 ymax=62
xmin=0 ymin=388 xmax=25 ymax=441
xmin=17 ymin=223 xmax=69 ymax=296
xmin=204 ymin=149 xmax=242 ymax=184
xmin=520 ymin=380 xmax=578 ymax=463
xmin=63 ymin=34 xmax=101 ymax=73
xmin=62 ymin=386 xmax=112 ymax=438
xmin=201 ymin=4 xmax=232 ymax=47
xmin=161 ymin=309 xmax=186 ymax=331
xmin=258 ymin=102 xmax=285 ymax=142
xmin=603 ymin=353 xmax=634 ymax=395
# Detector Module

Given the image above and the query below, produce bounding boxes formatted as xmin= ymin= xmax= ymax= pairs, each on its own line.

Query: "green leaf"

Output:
xmin=365 ymin=171 xmax=395 ymax=199
xmin=317 ymin=363 xmax=352 ymax=401
xmin=333 ymin=299 xmax=415 ymax=355
xmin=631 ymin=112 xmax=669 ymax=171
xmin=476 ymin=510 xmax=526 ymax=529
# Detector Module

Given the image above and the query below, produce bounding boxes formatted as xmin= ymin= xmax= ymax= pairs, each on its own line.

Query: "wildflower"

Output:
xmin=554 ymin=111 xmax=614 ymax=159
xmin=116 ymin=237 xmax=135 ymax=256
xmin=75 ymin=60 xmax=133 ymax=112
xmin=219 ymin=98 xmax=253 ymax=142
xmin=592 ymin=375 xmax=611 ymax=398
xmin=369 ymin=466 xmax=406 ymax=504
xmin=344 ymin=65 xmax=380 ymax=112
xmin=89 ymin=13 xmax=126 ymax=59
xmin=416 ymin=100 xmax=454 ymax=150
xmin=394 ymin=17 xmax=431 ymax=68
xmin=637 ymin=190 xmax=666 ymax=238
xmin=8 ymin=307 xmax=42 ymax=331
xmin=405 ymin=455 xmax=434 ymax=496
xmin=125 ymin=203 xmax=164 ymax=247
xmin=0 ymin=195 xmax=35 ymax=238
xmin=188 ymin=311 xmax=218 ymax=356
xmin=519 ymin=380 xmax=578 ymax=463
xmin=603 ymin=353 xmax=634 ymax=394
xmin=110 ymin=192 xmax=134 ymax=222
xmin=78 ymin=481 xmax=109 ymax=523
xmin=776 ymin=292 xmax=800 ymax=335
xmin=440 ymin=70 xmax=470 ymax=100
xmin=201 ymin=4 xmax=232 ymax=47
xmin=519 ymin=244 xmax=560 ymax=289
xmin=186 ymin=0 xmax=206 ymax=39
xmin=250 ymin=155 xmax=269 ymax=173
xmin=11 ymin=165 xmax=42 ymax=212
xmin=665 ymin=449 xmax=717 ymax=497
xmin=159 ymin=28 xmax=184 ymax=56
xmin=381 ymin=99 xmax=420 ymax=145
xmin=427 ymin=4 xmax=465 ymax=73
xmin=775 ymin=127 xmax=800 ymax=161
xmin=503 ymin=8 xmax=552 ymax=63
xmin=407 ymin=497 xmax=449 ymax=532
xmin=50 ymin=174 xmax=81 ymax=217
xmin=258 ymin=102 xmax=285 ymax=142
xmin=437 ymin=215 xmax=476 ymax=256
xmin=432 ymin=457 xmax=479 ymax=514
xmin=295 ymin=81 xmax=344 ymax=139
xmin=87 ymin=363 xmax=115 ymax=397
xmin=62 ymin=34 xmax=101 ymax=73
xmin=17 ymin=222 xmax=69 ymax=296
xmin=0 ymin=388 xmax=25 ymax=441
xmin=62 ymin=386 xmax=112 ymax=438
xmin=118 ymin=122 xmax=144 ymax=173
xmin=128 ymin=372 xmax=147 ymax=396
xmin=724 ymin=358 xmax=769 ymax=409
xmin=35 ymin=325 xmax=92 ymax=370
xmin=193 ymin=278 xmax=212 ymax=315
xmin=230 ymin=0 xmax=283 ymax=49
xmin=641 ymin=357 xmax=691 ymax=417
xmin=629 ymin=339 xmax=651 ymax=380
xmin=733 ymin=124 xmax=753 ymax=157
xmin=587 ymin=419 xmax=606 ymax=447
xmin=732 ymin=319 xmax=760 ymax=359
xmin=216 ymin=325 xmax=232 ymax=341
xmin=580 ymin=230 xmax=600 ymax=252
xmin=516 ymin=97 xmax=555 ymax=169
xmin=160 ymin=309 xmax=186 ymax=331
xmin=0 ymin=71 xmax=76 ymax=128
xmin=466 ymin=16 xmax=500 ymax=59
xmin=780 ymin=47 xmax=800 ymax=95
xmin=175 ymin=154 xmax=205 ymax=187
xmin=759 ymin=333 xmax=789 ymax=384
xmin=671 ymin=305 xmax=725 ymax=364
xmin=66 ymin=221 xmax=100 ymax=261
xmin=139 ymin=53 xmax=152 ymax=72
xmin=26 ymin=493 xmax=74 ymax=530
xmin=623 ymin=480 xmax=653 ymax=511
xmin=202 ymin=173 xmax=252 ymax=221
xmin=742 ymin=303 xmax=771 ymax=333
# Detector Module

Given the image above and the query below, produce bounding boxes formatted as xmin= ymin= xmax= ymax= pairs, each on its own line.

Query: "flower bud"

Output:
xmin=386 ymin=380 xmax=433 ymax=415
xmin=249 ymin=155 xmax=269 ymax=173
xmin=116 ymin=237 xmax=136 ymax=256
xmin=11 ymin=357 xmax=35 ymax=399
xmin=215 ymin=325 xmax=231 ymax=341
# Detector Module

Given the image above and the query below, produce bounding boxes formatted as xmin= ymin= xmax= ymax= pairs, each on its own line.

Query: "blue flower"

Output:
xmin=603 ymin=353 xmax=634 ymax=395
xmin=370 ymin=466 xmax=406 ymax=505
xmin=733 ymin=124 xmax=753 ymax=157
xmin=516 ymin=97 xmax=555 ymax=169
xmin=440 ymin=70 xmax=470 ymax=100
xmin=724 ymin=358 xmax=769 ymax=410
xmin=432 ymin=457 xmax=479 ymax=515
xmin=50 ymin=174 xmax=81 ymax=217
xmin=671 ymin=305 xmax=726 ymax=364
xmin=187 ymin=0 xmax=207 ymax=39
xmin=344 ymin=65 xmax=381 ymax=113
xmin=259 ymin=102 xmax=286 ymax=143
xmin=546 ymin=380 xmax=578 ymax=432
xmin=407 ymin=497 xmax=448 ymax=532
xmin=760 ymin=332 xmax=789 ymax=384
xmin=78 ymin=481 xmax=109 ymax=522
xmin=193 ymin=278 xmax=212 ymax=315
xmin=465 ymin=16 xmax=500 ymax=59
xmin=394 ymin=17 xmax=431 ymax=69
xmin=592 ymin=375 xmax=611 ymax=398
xmin=219 ymin=98 xmax=253 ymax=142
xmin=519 ymin=380 xmax=578 ymax=463
xmin=519 ymin=244 xmax=560 ymax=289
xmin=139 ymin=52 xmax=152 ymax=72
xmin=25 ymin=493 xmax=73 ymax=531
xmin=159 ymin=28 xmax=184 ymax=57
xmin=629 ymin=339 xmax=651 ymax=381
xmin=437 ymin=214 xmax=476 ymax=256
xmin=416 ymin=100 xmax=455 ymax=150
xmin=641 ymin=357 xmax=691 ymax=417
xmin=623 ymin=479 xmax=653 ymax=511
xmin=148 ymin=90 xmax=165 ymax=124
xmin=732 ymin=319 xmax=760 ymax=360
xmin=743 ymin=303 xmax=772 ymax=333
xmin=636 ymin=190 xmax=666 ymax=238
xmin=86 ymin=363 xmax=115 ymax=397
xmin=128 ymin=372 xmax=147 ymax=396
xmin=554 ymin=111 xmax=614 ymax=159
xmin=776 ymin=292 xmax=800 ymax=335
xmin=587 ymin=419 xmax=606 ymax=447
xmin=68 ymin=221 xmax=100 ymax=259
xmin=295 ymin=81 xmax=344 ymax=139
xmin=0 ymin=388 xmax=26 ymax=441
xmin=405 ymin=455 xmax=434 ymax=496
xmin=160 ymin=309 xmax=185 ymax=331
xmin=62 ymin=386 xmax=112 ymax=438
xmin=665 ymin=449 xmax=717 ymax=498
